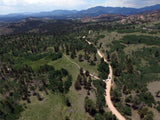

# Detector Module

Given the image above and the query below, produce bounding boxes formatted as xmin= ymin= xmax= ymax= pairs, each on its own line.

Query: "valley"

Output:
xmin=0 ymin=5 xmax=160 ymax=120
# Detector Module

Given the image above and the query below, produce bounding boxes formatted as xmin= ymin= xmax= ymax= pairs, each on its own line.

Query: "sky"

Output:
xmin=0 ymin=0 xmax=160 ymax=15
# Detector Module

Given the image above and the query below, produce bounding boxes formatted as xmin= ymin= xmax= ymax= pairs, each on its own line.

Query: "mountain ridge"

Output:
xmin=0 ymin=4 xmax=160 ymax=22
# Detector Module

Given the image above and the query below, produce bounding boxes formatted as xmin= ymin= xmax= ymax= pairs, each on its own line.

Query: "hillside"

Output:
xmin=0 ymin=7 xmax=160 ymax=120
xmin=1 ymin=9 xmax=160 ymax=35
xmin=0 ymin=4 xmax=160 ymax=22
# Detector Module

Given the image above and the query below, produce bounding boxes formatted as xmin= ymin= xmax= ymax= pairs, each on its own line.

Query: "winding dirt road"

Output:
xmin=64 ymin=39 xmax=125 ymax=120
xmin=63 ymin=54 xmax=99 ymax=80
xmin=86 ymin=40 xmax=126 ymax=120
xmin=98 ymin=51 xmax=126 ymax=120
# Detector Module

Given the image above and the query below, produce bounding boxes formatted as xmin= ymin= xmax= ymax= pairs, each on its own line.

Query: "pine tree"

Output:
xmin=78 ymin=54 xmax=83 ymax=62
xmin=85 ymin=70 xmax=90 ymax=77
xmin=94 ymin=54 xmax=97 ymax=61
xmin=80 ymin=68 xmax=84 ymax=76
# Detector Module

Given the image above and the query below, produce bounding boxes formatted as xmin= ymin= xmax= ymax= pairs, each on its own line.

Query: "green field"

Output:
xmin=1 ymin=14 xmax=160 ymax=120
xmin=19 ymin=55 xmax=95 ymax=120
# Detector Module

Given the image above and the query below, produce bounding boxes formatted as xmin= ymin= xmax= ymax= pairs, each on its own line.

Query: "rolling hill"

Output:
xmin=0 ymin=4 xmax=160 ymax=22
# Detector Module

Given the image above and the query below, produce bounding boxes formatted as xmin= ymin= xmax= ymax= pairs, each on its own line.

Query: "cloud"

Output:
xmin=0 ymin=5 xmax=17 ymax=14
xmin=1 ymin=0 xmax=87 ymax=7
xmin=2 ymin=0 xmax=18 ymax=6
xmin=103 ymin=0 xmax=160 ymax=8
xmin=145 ymin=0 xmax=160 ymax=6
xmin=0 ymin=0 xmax=88 ymax=14
xmin=0 ymin=0 xmax=160 ymax=14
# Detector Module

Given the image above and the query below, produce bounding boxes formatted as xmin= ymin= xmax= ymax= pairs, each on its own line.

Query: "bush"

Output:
xmin=84 ymin=96 xmax=96 ymax=116
xmin=50 ymin=52 xmax=62 ymax=61
xmin=125 ymin=95 xmax=132 ymax=103
xmin=0 ymin=98 xmax=24 ymax=120
xmin=65 ymin=97 xmax=71 ymax=107
xmin=123 ymin=106 xmax=131 ymax=116
xmin=74 ymin=80 xmax=81 ymax=90
xmin=64 ymin=75 xmax=72 ymax=93
xmin=97 ymin=62 xmax=109 ymax=79
xmin=97 ymin=35 xmax=105 ymax=40
xmin=120 ymin=35 xmax=160 ymax=46
xmin=93 ymin=80 xmax=106 ymax=111
xmin=138 ymin=92 xmax=155 ymax=107
xmin=48 ymin=68 xmax=72 ymax=93
xmin=94 ymin=113 xmax=103 ymax=120
xmin=157 ymin=101 xmax=160 ymax=112
xmin=139 ymin=107 xmax=153 ymax=120
xmin=104 ymin=112 xmax=117 ymax=120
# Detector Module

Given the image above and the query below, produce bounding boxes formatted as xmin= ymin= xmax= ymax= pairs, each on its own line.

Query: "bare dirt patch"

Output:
xmin=148 ymin=81 xmax=160 ymax=101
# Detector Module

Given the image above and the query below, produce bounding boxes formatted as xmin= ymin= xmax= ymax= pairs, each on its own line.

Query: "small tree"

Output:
xmin=104 ymin=112 xmax=117 ymax=120
xmin=75 ymin=80 xmax=81 ymax=90
xmin=71 ymin=52 xmax=75 ymax=59
xmin=64 ymin=75 xmax=72 ymax=93
xmin=90 ymin=61 xmax=95 ymax=66
xmin=85 ymin=70 xmax=90 ymax=77
xmin=83 ymin=77 xmax=87 ymax=87
xmin=155 ymin=51 xmax=159 ymax=57
xmin=86 ymin=77 xmax=92 ymax=90
xmin=94 ymin=54 xmax=97 ymax=61
xmin=107 ymin=54 xmax=110 ymax=61
xmin=84 ymin=96 xmax=96 ymax=116
xmin=80 ymin=68 xmax=84 ymax=76
xmin=65 ymin=97 xmax=71 ymax=107
xmin=77 ymin=74 xmax=83 ymax=85
xmin=126 ymin=58 xmax=133 ymax=74
xmin=156 ymin=90 xmax=160 ymax=97
xmin=139 ymin=107 xmax=153 ymax=120
xmin=100 ymin=58 xmax=104 ymax=63
xmin=78 ymin=54 xmax=83 ymax=62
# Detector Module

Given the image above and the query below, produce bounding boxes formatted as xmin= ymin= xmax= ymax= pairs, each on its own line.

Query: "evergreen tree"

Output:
xmin=85 ymin=70 xmax=90 ymax=77
xmin=84 ymin=96 xmax=96 ymax=116
xmin=94 ymin=54 xmax=97 ymax=61
xmin=78 ymin=54 xmax=83 ymax=62
xmin=80 ymin=68 xmax=84 ymax=76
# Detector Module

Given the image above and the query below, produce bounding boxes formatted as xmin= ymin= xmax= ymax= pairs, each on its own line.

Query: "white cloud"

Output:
xmin=103 ymin=0 xmax=136 ymax=7
xmin=103 ymin=0 xmax=160 ymax=8
xmin=0 ymin=0 xmax=160 ymax=14
xmin=0 ymin=5 xmax=17 ymax=14
xmin=146 ymin=0 xmax=160 ymax=6
xmin=2 ymin=0 xmax=87 ymax=7
xmin=0 ymin=0 xmax=88 ymax=14
xmin=2 ymin=0 xmax=18 ymax=6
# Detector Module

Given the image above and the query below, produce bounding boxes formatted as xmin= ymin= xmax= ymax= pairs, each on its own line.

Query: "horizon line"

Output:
xmin=0 ymin=3 xmax=160 ymax=16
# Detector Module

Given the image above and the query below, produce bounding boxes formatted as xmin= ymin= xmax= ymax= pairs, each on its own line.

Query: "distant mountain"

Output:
xmin=30 ymin=10 xmax=78 ymax=17
xmin=119 ymin=9 xmax=160 ymax=24
xmin=78 ymin=6 xmax=135 ymax=16
xmin=1 ymin=8 xmax=160 ymax=35
xmin=81 ymin=14 xmax=125 ymax=23
xmin=0 ymin=4 xmax=160 ymax=22
xmin=78 ymin=4 xmax=160 ymax=16
xmin=0 ymin=10 xmax=78 ymax=21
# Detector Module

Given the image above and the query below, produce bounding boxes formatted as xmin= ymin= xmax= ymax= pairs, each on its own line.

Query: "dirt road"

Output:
xmin=86 ymin=40 xmax=126 ymax=120
xmin=63 ymin=54 xmax=99 ymax=80
xmin=97 ymin=50 xmax=126 ymax=120
xmin=65 ymin=39 xmax=126 ymax=120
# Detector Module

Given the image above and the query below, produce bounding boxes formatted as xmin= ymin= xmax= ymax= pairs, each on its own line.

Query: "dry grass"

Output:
xmin=131 ymin=110 xmax=140 ymax=120
xmin=148 ymin=81 xmax=160 ymax=102
xmin=123 ymin=44 xmax=158 ymax=54
xmin=147 ymin=81 xmax=160 ymax=119
xmin=19 ymin=55 xmax=95 ymax=120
